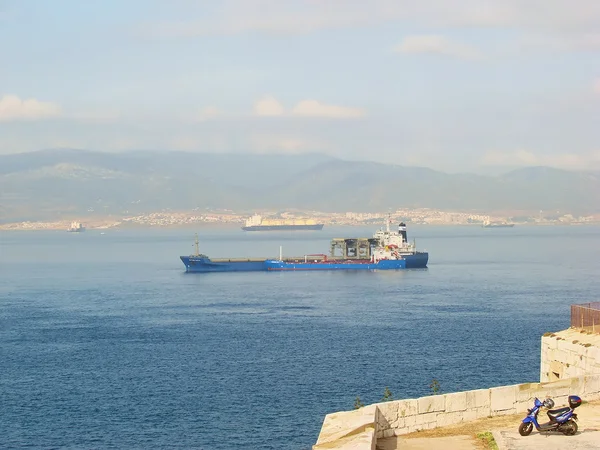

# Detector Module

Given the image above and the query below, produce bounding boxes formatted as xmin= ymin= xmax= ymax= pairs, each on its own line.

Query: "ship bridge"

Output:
xmin=330 ymin=238 xmax=379 ymax=259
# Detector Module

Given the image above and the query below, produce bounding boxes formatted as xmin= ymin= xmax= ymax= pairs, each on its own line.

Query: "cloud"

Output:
xmin=253 ymin=96 xmax=365 ymax=118
xmin=481 ymin=149 xmax=600 ymax=170
xmin=0 ymin=95 xmax=61 ymax=121
xmin=395 ymin=35 xmax=481 ymax=60
xmin=291 ymin=100 xmax=365 ymax=118
xmin=254 ymin=96 xmax=285 ymax=116
xmin=142 ymin=0 xmax=600 ymax=38
xmin=197 ymin=106 xmax=220 ymax=121
xmin=594 ymin=79 xmax=600 ymax=95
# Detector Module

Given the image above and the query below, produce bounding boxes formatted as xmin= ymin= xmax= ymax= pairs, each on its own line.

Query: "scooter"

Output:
xmin=518 ymin=395 xmax=581 ymax=436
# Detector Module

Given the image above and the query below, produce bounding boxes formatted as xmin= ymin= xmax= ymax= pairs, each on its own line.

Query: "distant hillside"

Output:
xmin=0 ymin=149 xmax=598 ymax=222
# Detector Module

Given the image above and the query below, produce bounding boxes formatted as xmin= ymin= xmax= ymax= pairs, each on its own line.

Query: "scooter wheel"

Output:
xmin=518 ymin=422 xmax=533 ymax=436
xmin=561 ymin=420 xmax=578 ymax=436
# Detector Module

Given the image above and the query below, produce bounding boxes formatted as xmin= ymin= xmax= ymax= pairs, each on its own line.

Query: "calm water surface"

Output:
xmin=1 ymin=225 xmax=599 ymax=449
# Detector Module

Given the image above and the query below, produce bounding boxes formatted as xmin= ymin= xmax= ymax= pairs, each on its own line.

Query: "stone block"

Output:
xmin=462 ymin=408 xmax=478 ymax=422
xmin=436 ymin=411 xmax=464 ymax=427
xmin=516 ymin=382 xmax=541 ymax=403
xmin=396 ymin=399 xmax=418 ymax=418
xmin=490 ymin=385 xmax=516 ymax=412
xmin=515 ymin=400 xmax=532 ymax=413
xmin=584 ymin=375 xmax=600 ymax=395
xmin=376 ymin=400 xmax=399 ymax=426
xmin=542 ymin=336 xmax=558 ymax=350
xmin=466 ymin=388 xmax=490 ymax=409
xmin=445 ymin=391 xmax=467 ymax=412
xmin=475 ymin=407 xmax=491 ymax=419
xmin=549 ymin=360 xmax=565 ymax=379
xmin=417 ymin=395 xmax=445 ymax=414
xmin=413 ymin=412 xmax=437 ymax=427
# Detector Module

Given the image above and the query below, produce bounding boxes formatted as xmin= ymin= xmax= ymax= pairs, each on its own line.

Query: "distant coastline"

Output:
xmin=2 ymin=207 xmax=599 ymax=231
xmin=1 ymin=216 xmax=598 ymax=231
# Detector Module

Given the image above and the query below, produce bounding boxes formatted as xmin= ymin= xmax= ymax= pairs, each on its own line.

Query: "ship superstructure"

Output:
xmin=266 ymin=216 xmax=428 ymax=270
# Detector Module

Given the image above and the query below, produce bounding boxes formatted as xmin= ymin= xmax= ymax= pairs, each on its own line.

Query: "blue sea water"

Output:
xmin=1 ymin=225 xmax=600 ymax=449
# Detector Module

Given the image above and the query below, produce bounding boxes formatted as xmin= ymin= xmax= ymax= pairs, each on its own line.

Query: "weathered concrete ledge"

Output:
xmin=313 ymin=328 xmax=600 ymax=449
xmin=313 ymin=404 xmax=378 ymax=449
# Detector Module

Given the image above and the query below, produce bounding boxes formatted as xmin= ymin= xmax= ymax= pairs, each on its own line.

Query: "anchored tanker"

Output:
xmin=241 ymin=214 xmax=324 ymax=231
xmin=180 ymin=218 xmax=428 ymax=273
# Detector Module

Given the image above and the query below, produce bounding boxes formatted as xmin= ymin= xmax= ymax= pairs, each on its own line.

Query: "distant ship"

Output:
xmin=241 ymin=214 xmax=324 ymax=231
xmin=67 ymin=221 xmax=85 ymax=232
xmin=482 ymin=220 xmax=514 ymax=228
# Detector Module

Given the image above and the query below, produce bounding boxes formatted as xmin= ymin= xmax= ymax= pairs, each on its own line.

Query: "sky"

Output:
xmin=0 ymin=0 xmax=599 ymax=173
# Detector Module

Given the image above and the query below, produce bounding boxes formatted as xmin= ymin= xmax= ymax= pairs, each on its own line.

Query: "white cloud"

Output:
xmin=481 ymin=149 xmax=600 ymax=170
xmin=0 ymin=95 xmax=61 ymax=121
xmin=143 ymin=0 xmax=600 ymax=38
xmin=395 ymin=35 xmax=481 ymax=60
xmin=253 ymin=96 xmax=366 ymax=118
xmin=197 ymin=106 xmax=220 ymax=121
xmin=291 ymin=100 xmax=365 ymax=118
xmin=254 ymin=96 xmax=285 ymax=116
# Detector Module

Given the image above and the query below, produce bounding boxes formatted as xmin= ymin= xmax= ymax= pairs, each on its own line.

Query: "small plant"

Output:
xmin=353 ymin=396 xmax=364 ymax=409
xmin=429 ymin=378 xmax=441 ymax=394
xmin=476 ymin=431 xmax=498 ymax=450
xmin=382 ymin=386 xmax=393 ymax=402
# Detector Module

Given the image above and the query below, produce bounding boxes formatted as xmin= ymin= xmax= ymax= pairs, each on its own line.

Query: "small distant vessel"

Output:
xmin=67 ymin=221 xmax=85 ymax=232
xmin=242 ymin=214 xmax=324 ymax=231
xmin=482 ymin=220 xmax=515 ymax=228
xmin=181 ymin=218 xmax=428 ymax=273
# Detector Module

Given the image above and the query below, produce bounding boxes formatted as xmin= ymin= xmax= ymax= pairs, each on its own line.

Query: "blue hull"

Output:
xmin=264 ymin=259 xmax=407 ymax=271
xmin=180 ymin=256 xmax=266 ymax=273
xmin=242 ymin=224 xmax=324 ymax=231
xmin=404 ymin=252 xmax=429 ymax=269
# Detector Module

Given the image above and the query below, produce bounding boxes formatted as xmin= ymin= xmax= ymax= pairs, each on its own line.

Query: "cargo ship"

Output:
xmin=181 ymin=219 xmax=428 ymax=273
xmin=67 ymin=221 xmax=85 ymax=232
xmin=241 ymin=214 xmax=324 ymax=231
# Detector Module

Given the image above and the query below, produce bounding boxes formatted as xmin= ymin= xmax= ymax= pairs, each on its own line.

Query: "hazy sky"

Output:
xmin=1 ymin=0 xmax=599 ymax=172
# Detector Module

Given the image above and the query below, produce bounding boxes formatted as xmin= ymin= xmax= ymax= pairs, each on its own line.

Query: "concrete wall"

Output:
xmin=312 ymin=328 xmax=600 ymax=449
xmin=540 ymin=328 xmax=600 ymax=382
xmin=313 ymin=375 xmax=600 ymax=448
xmin=374 ymin=375 xmax=600 ymax=439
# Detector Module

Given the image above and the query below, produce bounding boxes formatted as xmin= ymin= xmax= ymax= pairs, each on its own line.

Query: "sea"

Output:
xmin=1 ymin=224 xmax=599 ymax=449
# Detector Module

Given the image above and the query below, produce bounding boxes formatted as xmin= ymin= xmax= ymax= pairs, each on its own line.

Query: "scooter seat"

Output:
xmin=547 ymin=407 xmax=570 ymax=421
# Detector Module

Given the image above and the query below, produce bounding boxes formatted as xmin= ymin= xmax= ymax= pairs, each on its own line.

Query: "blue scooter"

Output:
xmin=519 ymin=395 xmax=581 ymax=436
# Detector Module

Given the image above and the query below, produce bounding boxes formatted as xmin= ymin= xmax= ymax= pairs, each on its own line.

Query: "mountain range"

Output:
xmin=1 ymin=149 xmax=599 ymax=222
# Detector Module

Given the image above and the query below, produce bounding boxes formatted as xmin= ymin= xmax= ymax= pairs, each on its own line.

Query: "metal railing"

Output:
xmin=571 ymin=303 xmax=600 ymax=334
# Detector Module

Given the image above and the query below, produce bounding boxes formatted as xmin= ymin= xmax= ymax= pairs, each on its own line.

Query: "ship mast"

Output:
xmin=194 ymin=233 xmax=200 ymax=256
